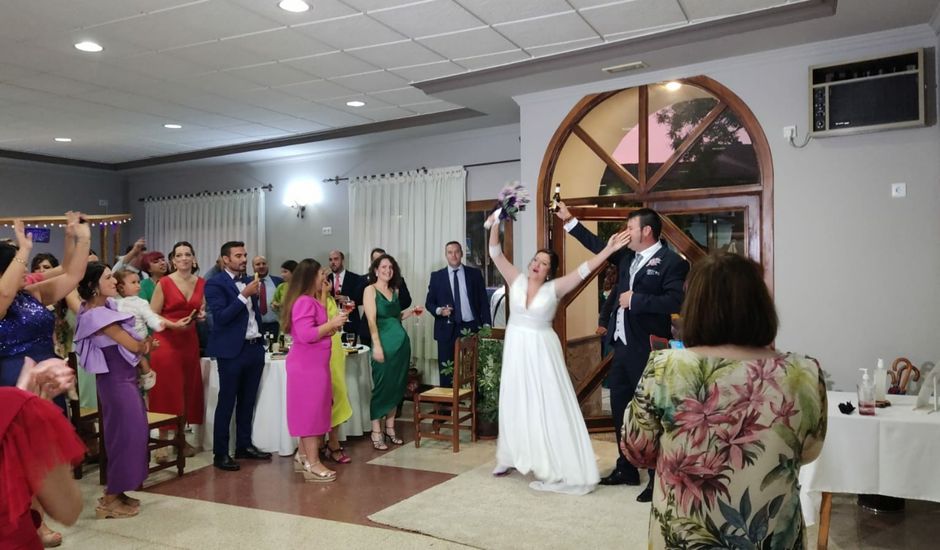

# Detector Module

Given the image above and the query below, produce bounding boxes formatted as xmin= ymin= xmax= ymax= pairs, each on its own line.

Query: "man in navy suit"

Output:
xmin=327 ymin=250 xmax=365 ymax=336
xmin=557 ymin=204 xmax=688 ymax=502
xmin=426 ymin=241 xmax=491 ymax=387
xmin=251 ymin=255 xmax=283 ymax=338
xmin=205 ymin=241 xmax=272 ymax=471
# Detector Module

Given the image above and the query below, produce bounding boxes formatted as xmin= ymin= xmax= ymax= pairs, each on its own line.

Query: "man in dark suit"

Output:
xmin=251 ymin=255 xmax=283 ymax=338
xmin=359 ymin=247 xmax=412 ymax=347
xmin=327 ymin=249 xmax=364 ymax=336
xmin=205 ymin=241 xmax=273 ymax=471
xmin=557 ymin=203 xmax=688 ymax=502
xmin=426 ymin=241 xmax=491 ymax=387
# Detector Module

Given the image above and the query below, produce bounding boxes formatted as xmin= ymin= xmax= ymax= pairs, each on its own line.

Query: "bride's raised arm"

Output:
xmin=486 ymin=210 xmax=520 ymax=286
xmin=552 ymin=231 xmax=630 ymax=298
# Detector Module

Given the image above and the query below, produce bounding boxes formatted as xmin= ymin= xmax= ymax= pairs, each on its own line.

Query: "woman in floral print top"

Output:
xmin=622 ymin=253 xmax=827 ymax=550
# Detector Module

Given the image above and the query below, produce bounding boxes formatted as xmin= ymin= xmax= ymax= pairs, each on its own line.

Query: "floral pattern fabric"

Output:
xmin=622 ymin=350 xmax=827 ymax=550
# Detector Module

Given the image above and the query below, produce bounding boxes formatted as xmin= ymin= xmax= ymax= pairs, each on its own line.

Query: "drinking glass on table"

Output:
xmin=342 ymin=332 xmax=356 ymax=348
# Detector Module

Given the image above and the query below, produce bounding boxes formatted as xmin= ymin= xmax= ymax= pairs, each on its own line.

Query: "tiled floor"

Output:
xmin=50 ymin=420 xmax=940 ymax=549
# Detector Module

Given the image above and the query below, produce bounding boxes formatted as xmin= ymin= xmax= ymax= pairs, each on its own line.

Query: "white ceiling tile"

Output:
xmin=348 ymin=41 xmax=444 ymax=69
xmin=330 ymin=71 xmax=411 ymax=93
xmin=284 ymin=52 xmax=380 ymax=79
xmin=387 ymin=61 xmax=466 ymax=82
xmin=369 ymin=1 xmax=483 ymax=37
xmin=417 ymin=27 xmax=518 ymax=59
xmin=103 ymin=52 xmax=214 ymax=80
xmin=0 ymin=62 xmax=42 ymax=83
xmin=527 ymin=37 xmax=605 ymax=57
xmin=294 ymin=14 xmax=406 ymax=50
xmin=359 ymin=105 xmax=419 ymax=121
xmin=0 ymin=84 xmax=56 ymax=104
xmin=402 ymin=100 xmax=462 ymax=114
xmin=494 ymin=12 xmax=600 ymax=49
xmin=219 ymin=88 xmax=321 ymax=113
xmin=226 ymin=63 xmax=317 ymax=87
xmin=456 ymin=0 xmax=573 ymax=24
xmin=225 ymin=123 xmax=290 ymax=138
xmin=341 ymin=0 xmax=420 ymax=11
xmin=168 ymin=41 xmax=273 ymax=71
xmin=580 ymin=0 xmax=688 ymax=37
xmin=277 ymin=79 xmax=360 ymax=101
xmin=679 ymin=0 xmax=788 ymax=21
xmin=223 ymin=29 xmax=335 ymax=62
xmin=268 ymin=118 xmax=333 ymax=133
xmin=11 ymin=74 xmax=104 ymax=97
xmin=226 ymin=0 xmax=359 ymax=25
xmin=453 ymin=50 xmax=530 ymax=70
xmin=297 ymin=104 xmax=372 ymax=127
xmin=370 ymin=87 xmax=432 ymax=105
xmin=317 ymin=94 xmax=393 ymax=111
xmin=177 ymin=71 xmax=262 ymax=94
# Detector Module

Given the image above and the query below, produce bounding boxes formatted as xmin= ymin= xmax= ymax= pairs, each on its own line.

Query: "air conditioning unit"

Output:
xmin=809 ymin=49 xmax=926 ymax=137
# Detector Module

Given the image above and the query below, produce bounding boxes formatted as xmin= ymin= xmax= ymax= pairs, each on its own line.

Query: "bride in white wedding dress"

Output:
xmin=485 ymin=209 xmax=630 ymax=495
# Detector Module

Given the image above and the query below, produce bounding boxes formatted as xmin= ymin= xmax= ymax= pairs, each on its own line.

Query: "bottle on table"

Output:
xmin=858 ymin=368 xmax=876 ymax=416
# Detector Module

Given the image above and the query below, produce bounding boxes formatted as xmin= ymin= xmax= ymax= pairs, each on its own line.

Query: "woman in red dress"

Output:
xmin=0 ymin=357 xmax=84 ymax=550
xmin=148 ymin=241 xmax=205 ymax=459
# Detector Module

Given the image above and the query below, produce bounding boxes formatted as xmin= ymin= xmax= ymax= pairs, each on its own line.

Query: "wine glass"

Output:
xmin=342 ymin=331 xmax=356 ymax=348
xmin=412 ymin=305 xmax=424 ymax=328
xmin=342 ymin=298 xmax=356 ymax=315
xmin=444 ymin=303 xmax=454 ymax=324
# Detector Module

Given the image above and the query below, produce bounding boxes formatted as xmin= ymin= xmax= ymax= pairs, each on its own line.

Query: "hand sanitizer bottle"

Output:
xmin=858 ymin=368 xmax=876 ymax=416
xmin=874 ymin=358 xmax=887 ymax=403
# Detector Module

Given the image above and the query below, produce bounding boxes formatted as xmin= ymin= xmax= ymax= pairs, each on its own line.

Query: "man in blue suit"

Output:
xmin=205 ymin=241 xmax=272 ymax=471
xmin=557 ymin=203 xmax=688 ymax=503
xmin=426 ymin=241 xmax=491 ymax=387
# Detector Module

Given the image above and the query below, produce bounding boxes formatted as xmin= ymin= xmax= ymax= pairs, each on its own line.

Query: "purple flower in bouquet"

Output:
xmin=494 ymin=182 xmax=530 ymax=222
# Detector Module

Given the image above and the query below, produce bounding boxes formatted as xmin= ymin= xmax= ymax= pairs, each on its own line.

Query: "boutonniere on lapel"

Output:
xmin=647 ymin=258 xmax=662 ymax=267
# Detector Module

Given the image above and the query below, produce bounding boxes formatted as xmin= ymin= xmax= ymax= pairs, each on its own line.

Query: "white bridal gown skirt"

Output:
xmin=495 ymin=320 xmax=600 ymax=496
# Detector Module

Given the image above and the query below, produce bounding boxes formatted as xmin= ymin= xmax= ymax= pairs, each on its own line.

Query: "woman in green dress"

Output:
xmin=362 ymin=254 xmax=424 ymax=450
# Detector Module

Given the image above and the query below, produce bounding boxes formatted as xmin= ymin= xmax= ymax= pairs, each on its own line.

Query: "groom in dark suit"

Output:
xmin=205 ymin=240 xmax=272 ymax=471
xmin=426 ymin=241 xmax=491 ymax=387
xmin=557 ymin=204 xmax=688 ymax=502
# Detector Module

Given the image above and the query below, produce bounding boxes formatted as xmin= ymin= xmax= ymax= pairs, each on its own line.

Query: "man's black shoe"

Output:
xmin=636 ymin=485 xmax=654 ymax=503
xmin=599 ymin=469 xmax=640 ymax=486
xmin=214 ymin=454 xmax=240 ymax=471
xmin=234 ymin=446 xmax=272 ymax=460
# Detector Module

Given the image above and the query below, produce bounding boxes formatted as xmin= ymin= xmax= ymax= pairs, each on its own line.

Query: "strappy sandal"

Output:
xmin=294 ymin=451 xmax=308 ymax=473
xmin=370 ymin=431 xmax=388 ymax=450
xmin=95 ymin=499 xmax=139 ymax=519
xmin=98 ymin=494 xmax=140 ymax=508
xmin=322 ymin=445 xmax=352 ymax=464
xmin=384 ymin=427 xmax=404 ymax=446
xmin=302 ymin=461 xmax=337 ymax=483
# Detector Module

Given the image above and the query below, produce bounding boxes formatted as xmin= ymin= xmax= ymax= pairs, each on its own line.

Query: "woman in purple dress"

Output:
xmin=280 ymin=259 xmax=346 ymax=483
xmin=74 ymin=262 xmax=152 ymax=519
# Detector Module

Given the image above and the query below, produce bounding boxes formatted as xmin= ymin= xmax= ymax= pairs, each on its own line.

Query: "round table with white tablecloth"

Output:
xmin=198 ymin=347 xmax=373 ymax=457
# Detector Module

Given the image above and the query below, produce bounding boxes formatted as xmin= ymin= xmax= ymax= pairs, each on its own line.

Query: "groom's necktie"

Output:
xmin=629 ymin=254 xmax=643 ymax=289
xmin=452 ymin=268 xmax=463 ymax=324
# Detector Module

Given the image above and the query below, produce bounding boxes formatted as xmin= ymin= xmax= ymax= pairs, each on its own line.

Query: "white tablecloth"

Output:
xmin=198 ymin=348 xmax=373 ymax=457
xmin=799 ymin=390 xmax=940 ymax=525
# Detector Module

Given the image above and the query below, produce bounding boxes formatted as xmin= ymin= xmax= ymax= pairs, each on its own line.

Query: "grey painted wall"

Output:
xmin=125 ymin=124 xmax=520 ymax=274
xmin=515 ymin=25 xmax=940 ymax=390
xmin=0 ymin=158 xmax=127 ymax=261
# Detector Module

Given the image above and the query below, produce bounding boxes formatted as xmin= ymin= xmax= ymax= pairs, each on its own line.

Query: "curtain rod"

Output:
xmin=138 ymin=183 xmax=272 ymax=202
xmin=464 ymin=158 xmax=520 ymax=169
xmin=349 ymin=159 xmax=519 ymax=182
xmin=351 ymin=166 xmax=428 ymax=181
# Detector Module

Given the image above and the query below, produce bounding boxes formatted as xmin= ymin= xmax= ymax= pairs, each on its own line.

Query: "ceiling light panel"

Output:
xmin=494 ymin=11 xmax=599 ymax=49
xmin=368 ymin=1 xmax=483 ymax=37
xmin=417 ymin=27 xmax=518 ymax=59
xmin=456 ymin=0 xmax=574 ymax=25
xmin=227 ymin=0 xmax=357 ymax=25
xmin=579 ymin=0 xmax=688 ymax=37
xmin=278 ymin=0 xmax=310 ymax=13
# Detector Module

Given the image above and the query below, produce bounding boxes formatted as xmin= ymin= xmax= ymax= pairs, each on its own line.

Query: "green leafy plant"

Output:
xmin=438 ymin=327 xmax=504 ymax=424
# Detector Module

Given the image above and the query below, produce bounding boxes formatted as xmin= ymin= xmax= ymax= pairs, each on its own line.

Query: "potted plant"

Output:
xmin=440 ymin=327 xmax=504 ymax=438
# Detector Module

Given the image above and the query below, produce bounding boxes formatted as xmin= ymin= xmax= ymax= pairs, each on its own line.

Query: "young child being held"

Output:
xmin=113 ymin=269 xmax=190 ymax=391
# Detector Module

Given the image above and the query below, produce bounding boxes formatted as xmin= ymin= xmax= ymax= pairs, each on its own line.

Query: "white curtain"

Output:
xmin=348 ymin=166 xmax=466 ymax=381
xmin=144 ymin=190 xmax=265 ymax=271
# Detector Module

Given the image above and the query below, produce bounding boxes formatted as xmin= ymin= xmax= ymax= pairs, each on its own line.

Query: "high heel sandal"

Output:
xmin=370 ymin=431 xmax=388 ymax=450
xmin=321 ymin=445 xmax=352 ymax=464
xmin=293 ymin=451 xmax=308 ymax=473
xmin=301 ymin=461 xmax=337 ymax=483
xmin=384 ymin=427 xmax=404 ymax=446
xmin=95 ymin=499 xmax=139 ymax=519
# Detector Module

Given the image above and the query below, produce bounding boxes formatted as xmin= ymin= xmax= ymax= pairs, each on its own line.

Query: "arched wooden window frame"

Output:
xmin=534 ymin=75 xmax=774 ymax=429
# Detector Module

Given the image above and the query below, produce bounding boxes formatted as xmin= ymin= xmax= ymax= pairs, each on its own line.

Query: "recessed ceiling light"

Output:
xmin=54 ymin=137 xmax=72 ymax=143
xmin=163 ymin=123 xmax=183 ymax=129
xmin=278 ymin=0 xmax=310 ymax=13
xmin=665 ymin=81 xmax=682 ymax=91
xmin=346 ymin=100 xmax=366 ymax=107
xmin=74 ymin=41 xmax=103 ymax=53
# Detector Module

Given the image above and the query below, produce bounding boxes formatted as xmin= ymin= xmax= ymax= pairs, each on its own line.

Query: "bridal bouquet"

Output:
xmin=493 ymin=181 xmax=530 ymax=222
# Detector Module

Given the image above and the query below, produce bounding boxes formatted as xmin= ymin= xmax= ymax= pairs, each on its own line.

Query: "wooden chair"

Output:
xmin=650 ymin=335 xmax=670 ymax=351
xmin=66 ymin=353 xmax=100 ymax=480
xmin=413 ymin=334 xmax=478 ymax=452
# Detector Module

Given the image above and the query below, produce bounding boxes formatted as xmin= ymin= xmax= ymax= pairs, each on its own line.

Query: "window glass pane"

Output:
xmin=652 ymin=110 xmax=759 ymax=191
xmin=566 ymin=88 xmax=639 ymax=198
xmin=666 ymin=210 xmax=747 ymax=255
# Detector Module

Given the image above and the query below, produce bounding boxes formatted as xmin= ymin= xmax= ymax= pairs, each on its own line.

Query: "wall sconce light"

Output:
xmin=283 ymin=179 xmax=322 ymax=219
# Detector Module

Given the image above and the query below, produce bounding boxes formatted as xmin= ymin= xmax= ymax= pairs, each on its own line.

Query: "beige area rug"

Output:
xmin=368 ymin=437 xmax=497 ymax=475
xmin=368 ymin=439 xmax=844 ymax=550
